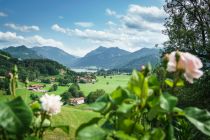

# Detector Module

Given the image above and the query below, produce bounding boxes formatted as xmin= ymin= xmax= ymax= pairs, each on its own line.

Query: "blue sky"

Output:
xmin=0 ymin=0 xmax=167 ymax=56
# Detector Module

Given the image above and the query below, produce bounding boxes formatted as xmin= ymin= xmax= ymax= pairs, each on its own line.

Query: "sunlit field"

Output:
xmin=0 ymin=75 xmax=130 ymax=139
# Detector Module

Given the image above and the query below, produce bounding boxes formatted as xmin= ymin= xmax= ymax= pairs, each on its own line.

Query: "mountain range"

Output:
xmin=2 ymin=45 xmax=161 ymax=70
xmin=31 ymin=46 xmax=78 ymax=67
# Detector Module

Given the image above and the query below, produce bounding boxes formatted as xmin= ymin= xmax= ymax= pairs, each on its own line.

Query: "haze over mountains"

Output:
xmin=2 ymin=45 xmax=160 ymax=70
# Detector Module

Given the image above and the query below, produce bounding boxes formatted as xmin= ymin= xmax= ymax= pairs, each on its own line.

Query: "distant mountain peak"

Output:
xmin=3 ymin=45 xmax=42 ymax=59
xmin=72 ymin=46 xmax=131 ymax=68
xmin=32 ymin=46 xmax=78 ymax=67
xmin=98 ymin=46 xmax=107 ymax=49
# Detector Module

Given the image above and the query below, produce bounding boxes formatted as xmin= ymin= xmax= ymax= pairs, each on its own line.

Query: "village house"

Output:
xmin=77 ymin=75 xmax=96 ymax=83
xmin=28 ymin=84 xmax=47 ymax=93
xmin=69 ymin=97 xmax=85 ymax=105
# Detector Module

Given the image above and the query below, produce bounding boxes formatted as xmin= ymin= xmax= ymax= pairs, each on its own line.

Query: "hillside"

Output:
xmin=32 ymin=46 xmax=78 ymax=67
xmin=72 ymin=46 xmax=131 ymax=68
xmin=0 ymin=50 xmax=72 ymax=81
xmin=113 ymin=48 xmax=160 ymax=69
xmin=3 ymin=45 xmax=43 ymax=59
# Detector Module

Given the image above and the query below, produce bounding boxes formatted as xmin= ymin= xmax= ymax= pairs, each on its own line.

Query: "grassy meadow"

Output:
xmin=0 ymin=74 xmax=130 ymax=139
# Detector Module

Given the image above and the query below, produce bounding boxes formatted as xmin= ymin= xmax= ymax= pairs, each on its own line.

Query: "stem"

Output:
xmin=12 ymin=78 xmax=16 ymax=97
xmin=38 ymin=112 xmax=47 ymax=138
xmin=171 ymin=71 xmax=180 ymax=94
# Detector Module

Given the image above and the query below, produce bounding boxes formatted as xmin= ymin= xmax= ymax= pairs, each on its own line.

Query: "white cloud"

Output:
xmin=5 ymin=23 xmax=40 ymax=32
xmin=52 ymin=4 xmax=168 ymax=55
xmin=107 ymin=21 xmax=117 ymax=26
xmin=121 ymin=14 xmax=164 ymax=32
xmin=0 ymin=12 xmax=7 ymax=17
xmin=51 ymin=24 xmax=66 ymax=33
xmin=0 ymin=32 xmax=24 ymax=43
xmin=120 ymin=4 xmax=167 ymax=32
xmin=27 ymin=35 xmax=63 ymax=47
xmin=106 ymin=8 xmax=117 ymax=16
xmin=128 ymin=4 xmax=166 ymax=19
xmin=0 ymin=31 xmax=63 ymax=47
xmin=74 ymin=22 xmax=94 ymax=28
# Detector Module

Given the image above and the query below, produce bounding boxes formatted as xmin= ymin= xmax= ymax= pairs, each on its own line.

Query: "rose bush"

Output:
xmin=0 ymin=66 xmax=68 ymax=140
xmin=76 ymin=51 xmax=210 ymax=140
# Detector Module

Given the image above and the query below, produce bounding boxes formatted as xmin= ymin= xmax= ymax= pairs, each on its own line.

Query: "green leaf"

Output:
xmin=76 ymin=117 xmax=102 ymax=137
xmin=111 ymin=87 xmax=129 ymax=105
xmin=76 ymin=124 xmax=107 ymax=140
xmin=117 ymin=103 xmax=135 ymax=114
xmin=49 ymin=125 xmax=69 ymax=134
xmin=148 ymin=74 xmax=159 ymax=87
xmin=151 ymin=128 xmax=165 ymax=140
xmin=148 ymin=74 xmax=160 ymax=92
xmin=96 ymin=94 xmax=111 ymax=102
xmin=165 ymin=79 xmax=174 ymax=87
xmin=160 ymin=93 xmax=178 ymax=112
xmin=184 ymin=107 xmax=210 ymax=136
xmin=30 ymin=101 xmax=41 ymax=111
xmin=148 ymin=106 xmax=162 ymax=121
xmin=141 ymin=77 xmax=149 ymax=99
xmin=114 ymin=131 xmax=137 ymax=140
xmin=33 ymin=116 xmax=51 ymax=128
xmin=24 ymin=136 xmax=40 ymax=140
xmin=128 ymin=70 xmax=144 ymax=96
xmin=176 ymin=79 xmax=184 ymax=87
xmin=0 ymin=97 xmax=33 ymax=135
xmin=166 ymin=124 xmax=175 ymax=140
xmin=88 ymin=102 xmax=107 ymax=112
xmin=119 ymin=119 xmax=135 ymax=134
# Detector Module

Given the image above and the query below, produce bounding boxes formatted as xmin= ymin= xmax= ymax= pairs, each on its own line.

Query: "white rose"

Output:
xmin=40 ymin=94 xmax=63 ymax=115
xmin=167 ymin=51 xmax=203 ymax=83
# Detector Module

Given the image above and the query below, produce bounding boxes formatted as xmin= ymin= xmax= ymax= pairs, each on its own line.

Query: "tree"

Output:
xmin=163 ymin=0 xmax=210 ymax=68
xmin=86 ymin=89 xmax=106 ymax=103
xmin=163 ymin=1 xmax=210 ymax=138
xmin=61 ymin=83 xmax=84 ymax=104
xmin=48 ymin=84 xmax=58 ymax=92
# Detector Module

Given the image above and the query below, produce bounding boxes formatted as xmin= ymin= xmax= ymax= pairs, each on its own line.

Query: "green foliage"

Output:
xmin=0 ymin=97 xmax=33 ymax=139
xmin=61 ymin=83 xmax=84 ymax=104
xmin=49 ymin=84 xmax=58 ymax=92
xmin=86 ymin=89 xmax=106 ymax=103
xmin=0 ymin=51 xmax=77 ymax=81
xmin=163 ymin=2 xmax=210 ymax=139
xmin=184 ymin=107 xmax=210 ymax=136
xmin=76 ymin=64 xmax=210 ymax=139
xmin=41 ymin=78 xmax=51 ymax=84
xmin=30 ymin=93 xmax=40 ymax=102
xmin=163 ymin=0 xmax=210 ymax=66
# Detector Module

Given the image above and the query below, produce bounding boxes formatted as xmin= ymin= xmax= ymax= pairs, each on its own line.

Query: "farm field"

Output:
xmin=44 ymin=106 xmax=100 ymax=140
xmin=0 ymin=74 xmax=130 ymax=103
xmin=79 ymin=75 xmax=130 ymax=95
xmin=0 ymin=74 xmax=130 ymax=139
xmin=30 ymin=74 xmax=131 ymax=96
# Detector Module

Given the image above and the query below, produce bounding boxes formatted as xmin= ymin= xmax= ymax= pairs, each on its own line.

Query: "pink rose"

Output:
xmin=166 ymin=51 xmax=203 ymax=83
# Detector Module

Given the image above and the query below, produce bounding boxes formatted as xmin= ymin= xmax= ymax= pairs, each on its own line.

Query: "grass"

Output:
xmin=44 ymin=106 xmax=100 ymax=140
xmin=28 ymin=74 xmax=130 ymax=96
xmin=79 ymin=75 xmax=130 ymax=96
xmin=0 ymin=74 xmax=130 ymax=139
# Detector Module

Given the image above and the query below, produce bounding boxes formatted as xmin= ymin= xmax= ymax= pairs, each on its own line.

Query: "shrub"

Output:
xmin=86 ymin=89 xmax=106 ymax=104
xmin=41 ymin=78 xmax=51 ymax=84
xmin=76 ymin=51 xmax=210 ymax=140
xmin=61 ymin=83 xmax=84 ymax=104
xmin=48 ymin=84 xmax=58 ymax=92
xmin=30 ymin=93 xmax=39 ymax=101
